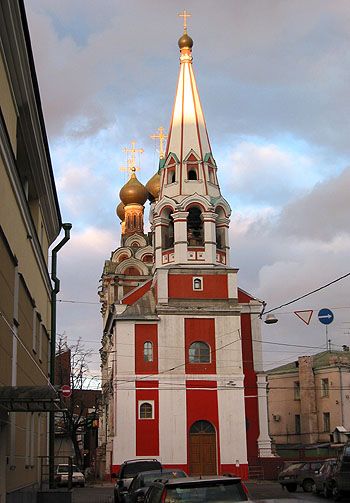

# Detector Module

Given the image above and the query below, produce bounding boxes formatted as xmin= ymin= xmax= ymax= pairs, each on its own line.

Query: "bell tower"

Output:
xmin=153 ymin=16 xmax=231 ymax=269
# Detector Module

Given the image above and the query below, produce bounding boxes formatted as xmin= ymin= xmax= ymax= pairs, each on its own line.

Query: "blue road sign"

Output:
xmin=318 ymin=308 xmax=334 ymax=325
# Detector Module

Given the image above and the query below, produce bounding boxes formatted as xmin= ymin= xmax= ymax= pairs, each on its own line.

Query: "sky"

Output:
xmin=25 ymin=0 xmax=350 ymax=386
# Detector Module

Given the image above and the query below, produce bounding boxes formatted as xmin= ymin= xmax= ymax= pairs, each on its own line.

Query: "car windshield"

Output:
xmin=164 ymin=482 xmax=247 ymax=502
xmin=57 ymin=465 xmax=78 ymax=473
xmin=123 ymin=462 xmax=160 ymax=478
xmin=281 ymin=463 xmax=305 ymax=474
xmin=143 ymin=471 xmax=186 ymax=486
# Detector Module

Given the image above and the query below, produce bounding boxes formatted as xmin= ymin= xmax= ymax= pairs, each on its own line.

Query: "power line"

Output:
xmin=263 ymin=272 xmax=350 ymax=316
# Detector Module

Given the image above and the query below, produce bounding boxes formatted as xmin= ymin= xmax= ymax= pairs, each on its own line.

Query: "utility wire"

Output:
xmin=263 ymin=272 xmax=350 ymax=316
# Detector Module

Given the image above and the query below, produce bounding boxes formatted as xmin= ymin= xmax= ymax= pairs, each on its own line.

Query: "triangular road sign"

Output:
xmin=294 ymin=310 xmax=313 ymax=325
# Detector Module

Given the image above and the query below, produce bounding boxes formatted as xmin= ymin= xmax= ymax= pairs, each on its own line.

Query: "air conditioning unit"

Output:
xmin=273 ymin=414 xmax=281 ymax=422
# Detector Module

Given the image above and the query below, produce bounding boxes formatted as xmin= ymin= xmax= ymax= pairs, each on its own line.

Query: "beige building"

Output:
xmin=0 ymin=1 xmax=61 ymax=501
xmin=267 ymin=350 xmax=350 ymax=455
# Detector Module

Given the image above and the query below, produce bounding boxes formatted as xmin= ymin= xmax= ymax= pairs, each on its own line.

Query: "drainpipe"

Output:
xmin=49 ymin=223 xmax=72 ymax=489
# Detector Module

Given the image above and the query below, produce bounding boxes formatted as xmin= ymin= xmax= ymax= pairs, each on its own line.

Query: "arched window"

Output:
xmin=139 ymin=402 xmax=153 ymax=419
xmin=215 ymin=207 xmax=226 ymax=250
xmin=161 ymin=209 xmax=174 ymax=249
xmin=187 ymin=206 xmax=203 ymax=246
xmin=189 ymin=341 xmax=210 ymax=363
xmin=143 ymin=341 xmax=153 ymax=362
xmin=190 ymin=420 xmax=215 ymax=434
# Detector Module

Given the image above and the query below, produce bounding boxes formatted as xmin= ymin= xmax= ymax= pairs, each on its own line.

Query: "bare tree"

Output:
xmin=56 ymin=337 xmax=98 ymax=468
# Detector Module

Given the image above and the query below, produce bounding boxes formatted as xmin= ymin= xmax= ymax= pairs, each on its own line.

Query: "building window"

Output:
xmin=188 ymin=168 xmax=198 ymax=180
xmin=143 ymin=341 xmax=153 ymax=362
xmin=139 ymin=401 xmax=154 ymax=419
xmin=193 ymin=277 xmax=203 ymax=291
xmin=189 ymin=341 xmax=210 ymax=363
xmin=323 ymin=412 xmax=330 ymax=432
xmin=167 ymin=168 xmax=176 ymax=184
xmin=321 ymin=378 xmax=329 ymax=397
xmin=295 ymin=414 xmax=301 ymax=434
xmin=187 ymin=206 xmax=204 ymax=246
xmin=294 ymin=381 xmax=300 ymax=400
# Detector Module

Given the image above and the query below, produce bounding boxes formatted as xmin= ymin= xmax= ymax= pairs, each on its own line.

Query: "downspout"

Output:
xmin=339 ymin=367 xmax=344 ymax=426
xmin=49 ymin=223 xmax=72 ymax=489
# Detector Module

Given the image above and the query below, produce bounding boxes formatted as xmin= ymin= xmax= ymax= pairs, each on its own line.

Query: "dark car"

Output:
xmin=278 ymin=460 xmax=323 ymax=493
xmin=127 ymin=469 xmax=187 ymax=503
xmin=313 ymin=458 xmax=337 ymax=496
xmin=144 ymin=475 xmax=249 ymax=503
xmin=326 ymin=445 xmax=350 ymax=499
xmin=112 ymin=459 xmax=162 ymax=503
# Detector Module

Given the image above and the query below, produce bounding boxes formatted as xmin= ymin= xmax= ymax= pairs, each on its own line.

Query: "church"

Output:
xmin=99 ymin=16 xmax=274 ymax=479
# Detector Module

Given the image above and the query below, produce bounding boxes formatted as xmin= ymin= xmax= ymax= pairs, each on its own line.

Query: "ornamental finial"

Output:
xmin=150 ymin=127 xmax=168 ymax=159
xmin=179 ymin=9 xmax=191 ymax=34
xmin=120 ymin=140 xmax=144 ymax=177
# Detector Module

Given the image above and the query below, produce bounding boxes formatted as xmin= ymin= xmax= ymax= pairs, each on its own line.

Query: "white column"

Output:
xmin=257 ymin=373 xmax=274 ymax=457
xmin=156 ymin=269 xmax=169 ymax=305
xmin=202 ymin=211 xmax=217 ymax=264
xmin=172 ymin=211 xmax=189 ymax=264
xmin=153 ymin=216 xmax=167 ymax=267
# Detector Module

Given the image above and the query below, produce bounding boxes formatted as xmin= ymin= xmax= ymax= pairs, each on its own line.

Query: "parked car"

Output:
xmin=127 ymin=469 xmax=187 ymax=503
xmin=326 ymin=445 xmax=350 ymax=499
xmin=112 ymin=459 xmax=162 ymax=503
xmin=313 ymin=458 xmax=337 ymax=497
xmin=144 ymin=475 xmax=249 ymax=502
xmin=55 ymin=463 xmax=85 ymax=487
xmin=277 ymin=460 xmax=323 ymax=492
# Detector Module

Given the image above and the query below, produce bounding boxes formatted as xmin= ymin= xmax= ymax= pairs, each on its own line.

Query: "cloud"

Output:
xmin=26 ymin=0 xmax=350 ymax=156
xmin=221 ymin=141 xmax=318 ymax=207
xmin=278 ymin=166 xmax=350 ymax=241
xmin=55 ymin=227 xmax=117 ymax=352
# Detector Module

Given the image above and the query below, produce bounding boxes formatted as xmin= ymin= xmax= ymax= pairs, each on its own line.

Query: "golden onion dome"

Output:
xmin=116 ymin=201 xmax=125 ymax=221
xmin=146 ymin=172 xmax=161 ymax=201
xmin=119 ymin=171 xmax=148 ymax=206
xmin=178 ymin=32 xmax=193 ymax=50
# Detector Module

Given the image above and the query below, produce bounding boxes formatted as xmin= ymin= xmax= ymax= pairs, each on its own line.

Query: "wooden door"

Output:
xmin=189 ymin=420 xmax=217 ymax=475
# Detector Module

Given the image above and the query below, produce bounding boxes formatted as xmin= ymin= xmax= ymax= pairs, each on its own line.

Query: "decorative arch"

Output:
xmin=111 ymin=248 xmax=132 ymax=263
xmin=190 ymin=420 xmax=216 ymax=434
xmin=116 ymin=257 xmax=149 ymax=276
xmin=181 ymin=193 xmax=212 ymax=213
xmin=124 ymin=234 xmax=147 ymax=248
xmin=134 ymin=245 xmax=154 ymax=262
xmin=154 ymin=196 xmax=176 ymax=218
xmin=214 ymin=197 xmax=231 ymax=218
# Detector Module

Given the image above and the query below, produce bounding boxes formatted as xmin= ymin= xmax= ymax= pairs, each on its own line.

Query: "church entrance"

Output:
xmin=189 ymin=420 xmax=217 ymax=475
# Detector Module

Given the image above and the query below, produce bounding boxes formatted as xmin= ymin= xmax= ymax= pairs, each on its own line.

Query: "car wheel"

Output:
xmin=285 ymin=483 xmax=297 ymax=493
xmin=302 ymin=479 xmax=314 ymax=493
xmin=332 ymin=483 xmax=341 ymax=501
xmin=323 ymin=483 xmax=332 ymax=498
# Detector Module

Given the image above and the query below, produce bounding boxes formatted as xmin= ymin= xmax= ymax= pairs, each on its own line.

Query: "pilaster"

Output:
xmin=202 ymin=211 xmax=217 ymax=264
xmin=172 ymin=211 xmax=189 ymax=264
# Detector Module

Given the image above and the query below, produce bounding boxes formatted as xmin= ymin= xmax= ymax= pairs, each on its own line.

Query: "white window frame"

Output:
xmin=138 ymin=400 xmax=154 ymax=420
xmin=193 ymin=277 xmax=203 ymax=291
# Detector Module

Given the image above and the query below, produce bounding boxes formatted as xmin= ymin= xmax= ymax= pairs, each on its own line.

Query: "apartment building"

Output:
xmin=267 ymin=350 xmax=350 ymax=457
xmin=0 ymin=1 xmax=61 ymax=501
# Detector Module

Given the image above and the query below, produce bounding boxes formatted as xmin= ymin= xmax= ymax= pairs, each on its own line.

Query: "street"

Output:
xmin=69 ymin=480 xmax=331 ymax=502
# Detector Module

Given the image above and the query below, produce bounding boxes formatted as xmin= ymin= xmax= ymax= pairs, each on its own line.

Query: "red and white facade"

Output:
xmin=99 ymin=28 xmax=273 ymax=479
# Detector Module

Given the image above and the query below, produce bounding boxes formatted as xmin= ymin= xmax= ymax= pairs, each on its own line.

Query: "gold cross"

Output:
xmin=120 ymin=140 xmax=144 ymax=177
xmin=150 ymin=127 xmax=168 ymax=159
xmin=179 ymin=9 xmax=191 ymax=33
